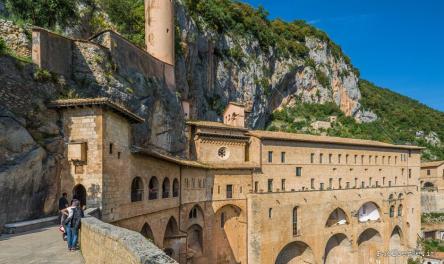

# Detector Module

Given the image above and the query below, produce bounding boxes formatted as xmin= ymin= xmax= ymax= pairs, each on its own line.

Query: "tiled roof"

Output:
xmin=248 ymin=130 xmax=424 ymax=150
xmin=186 ymin=120 xmax=248 ymax=131
xmin=427 ymin=252 xmax=444 ymax=260
xmin=422 ymin=160 xmax=444 ymax=168
xmin=48 ymin=98 xmax=144 ymax=123
xmin=131 ymin=146 xmax=259 ymax=170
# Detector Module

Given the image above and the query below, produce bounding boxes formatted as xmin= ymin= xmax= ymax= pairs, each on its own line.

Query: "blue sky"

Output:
xmin=240 ymin=0 xmax=444 ymax=111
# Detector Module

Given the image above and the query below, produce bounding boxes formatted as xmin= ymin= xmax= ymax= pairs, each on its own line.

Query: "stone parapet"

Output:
xmin=80 ymin=211 xmax=177 ymax=264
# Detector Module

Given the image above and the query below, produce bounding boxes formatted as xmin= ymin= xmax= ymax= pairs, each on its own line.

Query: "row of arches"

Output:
xmin=138 ymin=203 xmax=245 ymax=263
xmin=131 ymin=176 xmax=179 ymax=202
xmin=276 ymin=226 xmax=405 ymax=264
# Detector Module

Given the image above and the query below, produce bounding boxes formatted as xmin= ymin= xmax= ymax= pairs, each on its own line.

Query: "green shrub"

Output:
xmin=316 ymin=69 xmax=330 ymax=89
xmin=5 ymin=0 xmax=78 ymax=28
xmin=34 ymin=68 xmax=57 ymax=82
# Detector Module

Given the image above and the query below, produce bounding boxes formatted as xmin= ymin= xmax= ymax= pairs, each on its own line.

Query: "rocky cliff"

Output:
xmin=174 ymin=0 xmax=375 ymax=128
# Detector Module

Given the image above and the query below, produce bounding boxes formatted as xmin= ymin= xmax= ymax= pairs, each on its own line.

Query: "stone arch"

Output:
xmin=389 ymin=226 xmax=405 ymax=264
xmin=188 ymin=204 xmax=205 ymax=226
xmin=163 ymin=217 xmax=180 ymax=261
xmin=326 ymin=208 xmax=349 ymax=227
xmin=324 ymin=233 xmax=353 ymax=264
xmin=214 ymin=204 xmax=246 ymax=264
xmin=149 ymin=176 xmax=159 ymax=200
xmin=73 ymin=184 xmax=87 ymax=207
xmin=131 ymin=177 xmax=144 ymax=202
xmin=172 ymin=178 xmax=179 ymax=197
xmin=358 ymin=202 xmax=381 ymax=222
xmin=141 ymin=222 xmax=155 ymax=242
xmin=357 ymin=228 xmax=383 ymax=264
xmin=187 ymin=224 xmax=204 ymax=260
xmin=162 ymin=177 xmax=170 ymax=198
xmin=275 ymin=241 xmax=315 ymax=264
xmin=424 ymin=182 xmax=434 ymax=188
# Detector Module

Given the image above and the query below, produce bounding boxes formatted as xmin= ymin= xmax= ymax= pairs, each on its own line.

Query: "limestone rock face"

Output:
xmin=174 ymin=1 xmax=375 ymax=128
xmin=0 ymin=19 xmax=31 ymax=58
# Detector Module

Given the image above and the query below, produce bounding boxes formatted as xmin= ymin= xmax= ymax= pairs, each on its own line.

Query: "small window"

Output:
xmin=329 ymin=178 xmax=333 ymax=189
xmin=338 ymin=154 xmax=342 ymax=164
xmin=383 ymin=177 xmax=386 ymax=185
xmin=218 ymin=185 xmax=220 ymax=194
xmin=398 ymin=205 xmax=403 ymax=217
xmin=345 ymin=154 xmax=349 ymax=164
xmin=320 ymin=183 xmax=324 ymax=190
xmin=311 ymin=179 xmax=315 ymax=189
xmin=117 ymin=152 xmax=121 ymax=159
xmin=427 ymin=170 xmax=431 ymax=176
xmin=409 ymin=169 xmax=412 ymax=179
xmin=292 ymin=207 xmax=298 ymax=236
xmin=320 ymin=154 xmax=323 ymax=164
xmin=389 ymin=181 xmax=392 ymax=187
xmin=329 ymin=154 xmax=333 ymax=164
xmin=281 ymin=152 xmax=286 ymax=163
xmin=218 ymin=147 xmax=229 ymax=160
xmin=338 ymin=178 xmax=342 ymax=189
xmin=268 ymin=208 xmax=272 ymax=218
xmin=361 ymin=181 xmax=365 ymax=188
xmin=281 ymin=179 xmax=286 ymax=191
xmin=268 ymin=179 xmax=273 ymax=192
xmin=296 ymin=167 xmax=302 ymax=177
xmin=310 ymin=153 xmax=315 ymax=163
xmin=346 ymin=182 xmax=350 ymax=189
xmin=361 ymin=155 xmax=364 ymax=164
xmin=268 ymin=151 xmax=273 ymax=163
xmin=109 ymin=143 xmax=113 ymax=154
xmin=254 ymin=181 xmax=258 ymax=193
xmin=221 ymin=212 xmax=225 ymax=228
xmin=389 ymin=206 xmax=395 ymax=218
xmin=226 ymin=185 xmax=233 ymax=199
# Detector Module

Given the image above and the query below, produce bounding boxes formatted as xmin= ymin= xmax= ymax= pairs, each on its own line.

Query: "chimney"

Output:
xmin=145 ymin=0 xmax=175 ymax=66
xmin=223 ymin=102 xmax=246 ymax=128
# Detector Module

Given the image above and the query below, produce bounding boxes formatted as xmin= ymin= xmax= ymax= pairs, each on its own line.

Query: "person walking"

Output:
xmin=58 ymin=193 xmax=69 ymax=240
xmin=64 ymin=199 xmax=83 ymax=251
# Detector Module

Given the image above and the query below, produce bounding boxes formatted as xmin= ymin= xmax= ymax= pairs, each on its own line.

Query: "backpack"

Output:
xmin=65 ymin=207 xmax=83 ymax=229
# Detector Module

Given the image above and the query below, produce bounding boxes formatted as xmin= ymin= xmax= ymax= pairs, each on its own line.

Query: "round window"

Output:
xmin=217 ymin=147 xmax=230 ymax=160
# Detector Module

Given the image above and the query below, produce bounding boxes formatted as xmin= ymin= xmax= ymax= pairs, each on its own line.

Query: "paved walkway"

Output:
xmin=0 ymin=226 xmax=84 ymax=264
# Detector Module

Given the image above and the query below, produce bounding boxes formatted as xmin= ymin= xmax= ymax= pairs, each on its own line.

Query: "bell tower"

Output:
xmin=145 ymin=0 xmax=175 ymax=66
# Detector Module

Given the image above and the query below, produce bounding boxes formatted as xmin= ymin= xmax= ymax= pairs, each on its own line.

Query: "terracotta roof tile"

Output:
xmin=422 ymin=160 xmax=444 ymax=168
xmin=186 ymin=120 xmax=248 ymax=131
xmin=48 ymin=98 xmax=144 ymax=123
xmin=248 ymin=130 xmax=424 ymax=150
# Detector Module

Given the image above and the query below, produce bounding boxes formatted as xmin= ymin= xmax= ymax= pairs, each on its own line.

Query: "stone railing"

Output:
xmin=80 ymin=209 xmax=177 ymax=264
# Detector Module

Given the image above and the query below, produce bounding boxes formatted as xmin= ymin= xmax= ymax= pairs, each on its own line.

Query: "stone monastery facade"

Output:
xmin=41 ymin=1 xmax=423 ymax=263
xmin=50 ymin=98 xmax=422 ymax=264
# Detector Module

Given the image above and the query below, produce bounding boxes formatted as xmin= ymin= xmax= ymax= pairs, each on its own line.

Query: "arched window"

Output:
xmin=398 ymin=193 xmax=403 ymax=200
xmin=131 ymin=177 xmax=143 ymax=202
xmin=388 ymin=194 xmax=394 ymax=201
xmin=293 ymin=207 xmax=298 ymax=236
xmin=398 ymin=204 xmax=403 ymax=217
xmin=149 ymin=177 xmax=159 ymax=200
xmin=172 ymin=179 xmax=179 ymax=197
xmin=162 ymin=178 xmax=170 ymax=198
xmin=389 ymin=205 xmax=395 ymax=218
xmin=189 ymin=206 xmax=198 ymax=219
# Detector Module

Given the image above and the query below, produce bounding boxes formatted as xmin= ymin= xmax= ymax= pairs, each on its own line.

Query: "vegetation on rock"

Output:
xmin=268 ymin=80 xmax=444 ymax=160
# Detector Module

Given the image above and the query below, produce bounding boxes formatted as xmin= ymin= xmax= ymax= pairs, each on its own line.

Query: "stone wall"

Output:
xmin=80 ymin=212 xmax=177 ymax=264
xmin=421 ymin=191 xmax=444 ymax=213
xmin=0 ymin=19 xmax=31 ymax=57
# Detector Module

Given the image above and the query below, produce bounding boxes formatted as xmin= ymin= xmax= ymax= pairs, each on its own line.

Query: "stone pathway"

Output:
xmin=0 ymin=226 xmax=84 ymax=264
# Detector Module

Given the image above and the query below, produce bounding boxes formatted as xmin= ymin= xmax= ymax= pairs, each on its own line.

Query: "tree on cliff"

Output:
xmin=5 ymin=0 xmax=78 ymax=28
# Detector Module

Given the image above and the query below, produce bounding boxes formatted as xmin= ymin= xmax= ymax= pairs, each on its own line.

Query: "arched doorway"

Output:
xmin=141 ymin=223 xmax=155 ymax=242
xmin=358 ymin=228 xmax=383 ymax=264
xmin=162 ymin=178 xmax=170 ymax=198
xmin=187 ymin=224 xmax=203 ymax=263
xmin=72 ymin=184 xmax=86 ymax=207
xmin=214 ymin=204 xmax=246 ymax=264
xmin=275 ymin=241 xmax=315 ymax=264
xmin=324 ymin=233 xmax=353 ymax=264
xmin=163 ymin=217 xmax=181 ymax=261
xmin=389 ymin=226 xmax=404 ymax=264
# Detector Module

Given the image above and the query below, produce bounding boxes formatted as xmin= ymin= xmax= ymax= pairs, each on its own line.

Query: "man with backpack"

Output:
xmin=64 ymin=199 xmax=84 ymax=251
